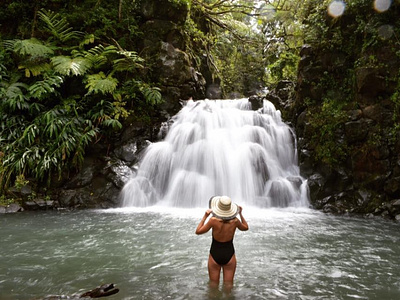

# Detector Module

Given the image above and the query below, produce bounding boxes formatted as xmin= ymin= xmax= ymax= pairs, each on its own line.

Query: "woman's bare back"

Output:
xmin=210 ymin=218 xmax=239 ymax=242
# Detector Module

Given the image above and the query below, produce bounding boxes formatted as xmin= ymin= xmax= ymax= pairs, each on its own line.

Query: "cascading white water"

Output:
xmin=120 ymin=98 xmax=309 ymax=208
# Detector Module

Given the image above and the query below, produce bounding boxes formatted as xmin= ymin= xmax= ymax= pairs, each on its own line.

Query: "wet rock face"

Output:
xmin=158 ymin=42 xmax=192 ymax=85
xmin=137 ymin=0 xmax=206 ymax=115
xmin=206 ymin=83 xmax=222 ymax=99
xmin=52 ymin=121 xmax=160 ymax=210
xmin=291 ymin=40 xmax=400 ymax=220
xmin=139 ymin=0 xmax=189 ymax=24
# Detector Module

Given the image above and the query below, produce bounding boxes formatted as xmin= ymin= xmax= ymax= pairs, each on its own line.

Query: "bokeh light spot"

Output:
xmin=328 ymin=1 xmax=346 ymax=18
xmin=374 ymin=0 xmax=392 ymax=12
xmin=378 ymin=24 xmax=394 ymax=39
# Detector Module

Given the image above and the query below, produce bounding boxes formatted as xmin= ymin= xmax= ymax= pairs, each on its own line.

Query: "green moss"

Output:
xmin=308 ymin=99 xmax=349 ymax=165
xmin=300 ymin=0 xmax=400 ymax=167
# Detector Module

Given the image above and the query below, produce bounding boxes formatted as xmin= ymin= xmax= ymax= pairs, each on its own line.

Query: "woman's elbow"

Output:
xmin=240 ymin=225 xmax=249 ymax=231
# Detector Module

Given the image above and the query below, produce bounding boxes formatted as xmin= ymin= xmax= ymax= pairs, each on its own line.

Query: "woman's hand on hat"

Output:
xmin=205 ymin=209 xmax=212 ymax=216
xmin=238 ymin=206 xmax=243 ymax=213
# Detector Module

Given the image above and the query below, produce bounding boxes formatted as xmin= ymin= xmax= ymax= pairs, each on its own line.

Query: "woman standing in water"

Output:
xmin=195 ymin=196 xmax=249 ymax=289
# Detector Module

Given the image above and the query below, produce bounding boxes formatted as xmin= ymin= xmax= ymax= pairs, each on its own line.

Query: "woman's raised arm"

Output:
xmin=195 ymin=209 xmax=213 ymax=235
xmin=237 ymin=206 xmax=249 ymax=231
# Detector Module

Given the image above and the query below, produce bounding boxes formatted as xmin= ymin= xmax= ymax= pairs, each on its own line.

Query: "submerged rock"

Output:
xmin=5 ymin=203 xmax=24 ymax=213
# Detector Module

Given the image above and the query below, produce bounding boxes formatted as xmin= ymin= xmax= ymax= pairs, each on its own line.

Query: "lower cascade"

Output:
xmin=121 ymin=98 xmax=309 ymax=208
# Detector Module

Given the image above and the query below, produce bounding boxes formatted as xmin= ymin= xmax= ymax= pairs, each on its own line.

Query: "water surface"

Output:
xmin=1 ymin=207 xmax=399 ymax=299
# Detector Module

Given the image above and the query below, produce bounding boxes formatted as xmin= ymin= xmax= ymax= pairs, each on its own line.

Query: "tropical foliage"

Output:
xmin=2 ymin=0 xmax=398 ymax=196
xmin=188 ymin=0 xmax=307 ymax=95
xmin=0 ymin=8 xmax=162 ymax=192
xmin=300 ymin=0 xmax=400 ymax=165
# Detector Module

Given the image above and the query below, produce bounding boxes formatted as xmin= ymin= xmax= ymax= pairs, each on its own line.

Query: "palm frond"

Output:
xmin=52 ymin=55 xmax=92 ymax=76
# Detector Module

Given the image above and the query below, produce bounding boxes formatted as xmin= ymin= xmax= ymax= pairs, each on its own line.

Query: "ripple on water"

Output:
xmin=0 ymin=208 xmax=399 ymax=299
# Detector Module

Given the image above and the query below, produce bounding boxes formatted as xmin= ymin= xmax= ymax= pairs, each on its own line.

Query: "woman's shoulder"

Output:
xmin=209 ymin=217 xmax=221 ymax=224
xmin=233 ymin=217 xmax=242 ymax=225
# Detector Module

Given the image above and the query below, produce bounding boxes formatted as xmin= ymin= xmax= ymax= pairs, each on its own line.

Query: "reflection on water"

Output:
xmin=0 ymin=208 xmax=399 ymax=299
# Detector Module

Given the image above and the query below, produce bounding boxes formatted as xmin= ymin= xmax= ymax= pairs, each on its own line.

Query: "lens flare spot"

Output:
xmin=328 ymin=1 xmax=346 ymax=18
xmin=378 ymin=24 xmax=394 ymax=39
xmin=374 ymin=0 xmax=392 ymax=12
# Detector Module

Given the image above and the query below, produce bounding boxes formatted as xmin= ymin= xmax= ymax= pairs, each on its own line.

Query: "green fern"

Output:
xmin=4 ymin=38 xmax=54 ymax=57
xmin=102 ymin=119 xmax=122 ymax=129
xmin=113 ymin=50 xmax=144 ymax=72
xmin=142 ymin=86 xmax=162 ymax=105
xmin=2 ymin=82 xmax=29 ymax=111
xmin=18 ymin=59 xmax=52 ymax=77
xmin=38 ymin=9 xmax=82 ymax=42
xmin=85 ymin=72 xmax=119 ymax=95
xmin=28 ymin=75 xmax=63 ymax=99
xmin=0 ymin=59 xmax=7 ymax=82
xmin=52 ymin=55 xmax=92 ymax=76
xmin=3 ymin=39 xmax=53 ymax=77
xmin=83 ymin=45 xmax=118 ymax=69
xmin=87 ymin=100 xmax=114 ymax=122
xmin=0 ymin=8 xmax=164 ymax=192
xmin=79 ymin=34 xmax=95 ymax=48
xmin=87 ymin=45 xmax=118 ymax=57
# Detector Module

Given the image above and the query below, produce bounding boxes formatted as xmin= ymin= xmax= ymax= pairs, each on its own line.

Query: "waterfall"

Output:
xmin=120 ymin=98 xmax=309 ymax=208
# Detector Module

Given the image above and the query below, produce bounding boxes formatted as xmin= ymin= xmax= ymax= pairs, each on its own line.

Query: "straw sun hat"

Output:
xmin=209 ymin=196 xmax=239 ymax=220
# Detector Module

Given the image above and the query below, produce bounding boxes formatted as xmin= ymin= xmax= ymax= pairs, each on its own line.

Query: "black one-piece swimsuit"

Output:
xmin=210 ymin=237 xmax=235 ymax=265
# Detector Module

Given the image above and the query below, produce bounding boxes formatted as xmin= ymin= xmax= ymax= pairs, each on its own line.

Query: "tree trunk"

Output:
xmin=119 ymin=0 xmax=124 ymax=22
xmin=31 ymin=3 xmax=39 ymax=38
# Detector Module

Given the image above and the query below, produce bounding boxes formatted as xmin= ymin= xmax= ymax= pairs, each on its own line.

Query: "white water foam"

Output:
xmin=120 ymin=98 xmax=309 ymax=208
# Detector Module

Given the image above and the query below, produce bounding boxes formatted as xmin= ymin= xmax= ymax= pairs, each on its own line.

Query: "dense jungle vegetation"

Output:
xmin=1 ymin=0 xmax=399 ymax=205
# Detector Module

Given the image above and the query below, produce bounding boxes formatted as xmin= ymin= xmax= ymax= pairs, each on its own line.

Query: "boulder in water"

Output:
xmin=5 ymin=203 xmax=24 ymax=213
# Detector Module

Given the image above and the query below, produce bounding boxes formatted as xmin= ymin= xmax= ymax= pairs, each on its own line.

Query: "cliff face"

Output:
xmin=292 ymin=2 xmax=400 ymax=220
xmin=136 ymin=0 xmax=206 ymax=115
